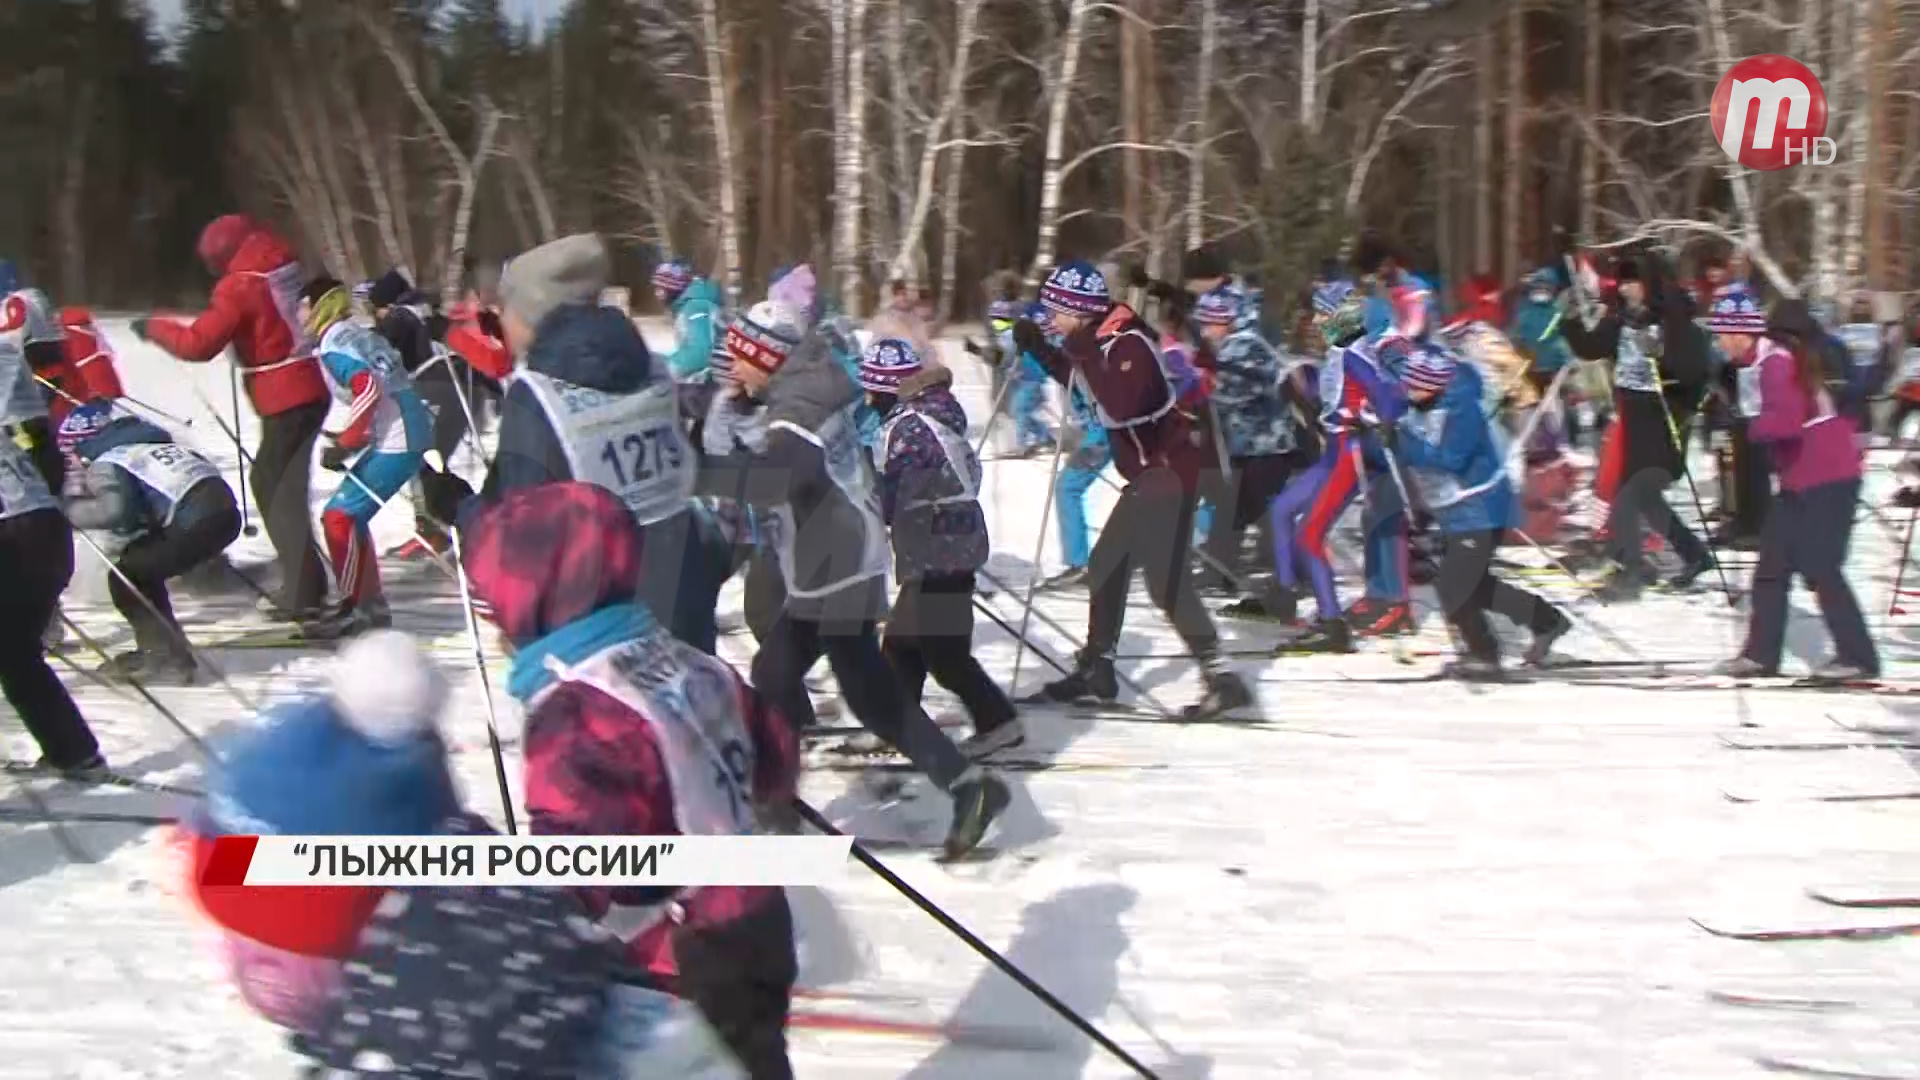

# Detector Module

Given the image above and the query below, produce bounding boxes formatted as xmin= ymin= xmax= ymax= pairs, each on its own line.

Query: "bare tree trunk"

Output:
xmin=1345 ymin=56 xmax=1461 ymax=219
xmin=339 ymin=79 xmax=406 ymax=271
xmin=885 ymin=0 xmax=984 ymax=285
xmin=446 ymin=107 xmax=502 ymax=303
xmin=1701 ymin=0 xmax=1797 ymax=296
xmin=938 ymin=111 xmax=966 ymax=322
xmin=886 ymin=0 xmax=914 ymax=283
xmin=388 ymin=131 xmax=416 ymax=277
xmin=1185 ymin=0 xmax=1216 ymax=253
xmin=1579 ymin=0 xmax=1601 ymax=242
xmin=1840 ymin=0 xmax=1872 ymax=292
xmin=834 ymin=0 xmax=870 ymax=315
xmin=271 ymin=70 xmax=349 ymax=274
xmin=757 ymin=23 xmax=779 ymax=283
xmin=1029 ymin=0 xmax=1095 ymax=283
xmin=1301 ymin=0 xmax=1320 ymax=134
xmin=1502 ymin=3 xmax=1525 ymax=283
xmin=1474 ymin=28 xmax=1494 ymax=272
xmin=1121 ymin=0 xmax=1146 ymax=247
xmin=700 ymin=0 xmax=744 ymax=300
xmin=510 ymin=124 xmax=560 ymax=242
xmin=1865 ymin=0 xmax=1890 ymax=289
xmin=54 ymin=82 xmax=93 ymax=302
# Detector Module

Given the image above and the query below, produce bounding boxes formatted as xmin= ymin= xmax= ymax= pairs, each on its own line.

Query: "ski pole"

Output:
xmin=1009 ymin=435 xmax=1068 ymax=694
xmin=791 ymin=799 xmax=1164 ymax=1080
xmin=1889 ymin=502 xmax=1918 ymax=618
xmin=1647 ymin=353 xmax=1737 ymax=606
xmin=974 ymin=565 xmax=1175 ymax=717
xmin=32 ymin=373 xmax=198 ymax=432
xmin=224 ymin=354 xmax=259 ymax=538
xmin=449 ymin=527 xmax=519 ymax=835
xmin=54 ymin=606 xmax=219 ymax=760
xmin=972 ymin=596 xmax=1074 ymax=678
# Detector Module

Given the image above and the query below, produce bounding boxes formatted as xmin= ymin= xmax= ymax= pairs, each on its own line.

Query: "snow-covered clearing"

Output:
xmin=3 ymin=323 xmax=1919 ymax=1078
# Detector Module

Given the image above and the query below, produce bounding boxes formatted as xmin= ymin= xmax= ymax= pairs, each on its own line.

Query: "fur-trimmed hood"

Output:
xmin=895 ymin=363 xmax=954 ymax=402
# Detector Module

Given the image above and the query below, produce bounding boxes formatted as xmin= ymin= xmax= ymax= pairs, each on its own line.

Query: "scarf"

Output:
xmin=506 ymin=603 xmax=658 ymax=703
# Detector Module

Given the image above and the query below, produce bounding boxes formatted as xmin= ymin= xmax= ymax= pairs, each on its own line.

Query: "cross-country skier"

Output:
xmin=1012 ymin=262 xmax=1252 ymax=718
xmin=181 ymin=631 xmax=749 ymax=1077
xmin=990 ymin=291 xmax=1057 ymax=459
xmin=464 ymin=482 xmax=798 ymax=1078
xmin=298 ymin=275 xmax=431 ymax=638
xmin=654 ymin=256 xmax=726 ymax=381
xmin=698 ymin=297 xmax=1008 ymax=856
xmin=1394 ymin=351 xmax=1571 ymax=678
xmin=50 ymin=307 xmax=125 ymax=428
xmin=0 ymin=413 xmax=101 ymax=773
xmin=136 ymin=215 xmax=331 ymax=622
xmin=474 ymin=234 xmax=728 ymax=655
xmin=0 ymin=259 xmax=70 ymax=491
xmin=1560 ymin=253 xmax=1714 ymax=599
xmin=362 ymin=268 xmax=479 ymax=558
xmin=56 ymin=403 xmax=239 ymax=683
xmin=860 ymin=337 xmax=1021 ymax=756
xmin=1193 ymin=284 xmax=1308 ymax=621
xmin=1044 ymin=336 xmax=1111 ymax=592
xmin=1715 ymin=290 xmax=1879 ymax=682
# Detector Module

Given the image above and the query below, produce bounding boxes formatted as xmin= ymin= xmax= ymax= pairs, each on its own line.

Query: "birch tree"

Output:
xmin=1029 ymin=0 xmax=1095 ymax=283
xmin=1184 ymin=0 xmax=1216 ymax=251
xmin=883 ymin=0 xmax=987 ymax=286
xmin=833 ymin=0 xmax=871 ymax=315
xmin=697 ymin=0 xmax=743 ymax=298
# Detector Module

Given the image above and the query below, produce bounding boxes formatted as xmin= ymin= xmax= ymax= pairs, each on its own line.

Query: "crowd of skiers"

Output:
xmin=0 ymin=207 xmax=1907 ymax=1075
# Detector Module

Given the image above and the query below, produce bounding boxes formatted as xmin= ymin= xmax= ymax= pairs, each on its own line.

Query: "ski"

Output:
xmin=0 ymin=806 xmax=174 ymax=827
xmin=1830 ymin=716 xmax=1920 ymax=737
xmin=1008 ymin=697 xmax=1339 ymax=733
xmin=1718 ymin=734 xmax=1920 ymax=752
xmin=0 ymin=760 xmax=202 ymax=800
xmin=790 ymin=1008 xmax=1061 ymax=1052
xmin=1705 ymin=989 xmax=1857 ymax=1012
xmin=1807 ymin=885 xmax=1920 ymax=910
xmin=1722 ymin=787 xmax=1920 ymax=805
xmin=1690 ymin=916 xmax=1920 ymax=942
xmin=848 ymin=836 xmax=1013 ymax=864
xmin=1753 ymin=1054 xmax=1920 ymax=1080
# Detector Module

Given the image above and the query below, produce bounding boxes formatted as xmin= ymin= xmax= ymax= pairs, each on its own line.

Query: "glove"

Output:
xmin=1011 ymin=318 xmax=1046 ymax=358
xmin=129 ymin=318 xmax=152 ymax=342
xmin=319 ymin=440 xmax=353 ymax=473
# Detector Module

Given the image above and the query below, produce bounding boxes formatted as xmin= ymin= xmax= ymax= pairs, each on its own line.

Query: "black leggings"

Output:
xmin=1433 ymin=529 xmax=1563 ymax=661
xmin=1086 ymin=470 xmax=1219 ymax=659
xmin=751 ymin=610 xmax=971 ymax=790
xmin=0 ymin=510 xmax=97 ymax=767
xmin=883 ymin=572 xmax=1015 ymax=733
xmin=253 ymin=402 xmax=329 ymax=611
xmin=112 ymin=487 xmax=243 ymax=659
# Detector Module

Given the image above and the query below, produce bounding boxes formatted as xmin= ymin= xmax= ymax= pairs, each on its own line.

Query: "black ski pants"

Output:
xmin=752 ymin=608 xmax=971 ymax=790
xmin=1086 ymin=469 xmax=1219 ymax=660
xmin=111 ymin=486 xmax=243 ymax=660
xmin=255 ymin=402 xmax=329 ymax=612
xmin=1432 ymin=528 xmax=1564 ymax=662
xmin=883 ymin=572 xmax=1015 ymax=735
xmin=0 ymin=509 xmax=97 ymax=767
xmin=1743 ymin=477 xmax=1879 ymax=674
xmin=670 ymin=892 xmax=796 ymax=1080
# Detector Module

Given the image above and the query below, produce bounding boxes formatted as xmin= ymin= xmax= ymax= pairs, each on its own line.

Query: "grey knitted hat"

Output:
xmin=500 ymin=234 xmax=612 ymax=328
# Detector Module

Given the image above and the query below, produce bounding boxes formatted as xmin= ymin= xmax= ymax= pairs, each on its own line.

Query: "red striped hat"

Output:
xmin=725 ymin=301 xmax=806 ymax=376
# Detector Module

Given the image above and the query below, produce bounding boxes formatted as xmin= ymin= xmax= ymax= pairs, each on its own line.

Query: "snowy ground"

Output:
xmin=5 ymin=321 xmax=1920 ymax=1078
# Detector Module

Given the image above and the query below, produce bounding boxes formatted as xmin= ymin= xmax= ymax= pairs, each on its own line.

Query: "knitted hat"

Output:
xmin=1039 ymin=261 xmax=1111 ymax=318
xmin=1193 ymin=285 xmax=1241 ymax=328
xmin=366 ymin=268 xmax=413 ymax=310
xmin=726 ymin=300 xmax=806 ymax=376
xmin=462 ymin=482 xmax=648 ymax=647
xmin=1708 ymin=282 xmax=1766 ymax=334
xmin=768 ymin=263 xmax=819 ymax=316
xmin=858 ymin=337 xmax=924 ymax=393
xmin=57 ymin=402 xmax=115 ymax=455
xmin=1312 ymin=279 xmax=1356 ymax=316
xmin=651 ymin=258 xmax=694 ymax=302
xmin=1402 ymin=350 xmax=1457 ymax=396
xmin=500 ymin=234 xmax=612 ymax=330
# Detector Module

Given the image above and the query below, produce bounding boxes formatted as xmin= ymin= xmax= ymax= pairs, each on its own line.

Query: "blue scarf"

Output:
xmin=506 ymin=603 xmax=658 ymax=702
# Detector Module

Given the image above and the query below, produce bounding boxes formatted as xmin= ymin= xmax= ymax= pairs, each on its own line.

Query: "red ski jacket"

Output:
xmin=147 ymin=217 xmax=329 ymax=417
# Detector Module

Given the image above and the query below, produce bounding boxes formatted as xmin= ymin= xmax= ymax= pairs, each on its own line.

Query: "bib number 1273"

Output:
xmin=600 ymin=425 xmax=683 ymax=488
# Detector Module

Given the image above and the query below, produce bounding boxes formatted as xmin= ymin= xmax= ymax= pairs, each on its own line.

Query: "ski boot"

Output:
xmin=139 ymin=652 xmax=200 ymax=687
xmin=258 ymin=594 xmax=328 ymax=624
xmin=1668 ymin=552 xmax=1716 ymax=591
xmin=1357 ymin=601 xmax=1413 ymax=638
xmin=1441 ymin=654 xmax=1507 ymax=683
xmin=943 ymin=769 xmax=1011 ymax=860
xmin=1807 ymin=659 xmax=1880 ymax=685
xmin=1341 ymin=596 xmax=1382 ymax=626
xmin=1219 ymin=586 xmax=1300 ymax=626
xmin=1183 ymin=664 xmax=1253 ymax=720
xmin=960 ymin=715 xmax=1026 ymax=760
xmin=1591 ymin=567 xmax=1650 ymax=603
xmin=295 ymin=602 xmax=371 ymax=643
xmin=43 ymin=611 xmax=67 ymax=652
xmin=359 ymin=595 xmax=394 ymax=631
xmin=1033 ymin=650 xmax=1119 ymax=705
xmin=31 ymin=751 xmax=108 ymax=779
xmin=1280 ymin=617 xmax=1354 ymax=655
xmin=1712 ymin=655 xmax=1776 ymax=679
xmin=93 ymin=650 xmax=153 ymax=684
xmin=1037 ymin=566 xmax=1087 ymax=592
xmin=1521 ymin=610 xmax=1574 ymax=668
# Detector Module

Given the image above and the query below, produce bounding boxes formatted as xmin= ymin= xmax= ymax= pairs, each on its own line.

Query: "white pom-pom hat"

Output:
xmin=328 ymin=630 xmax=449 ymax=746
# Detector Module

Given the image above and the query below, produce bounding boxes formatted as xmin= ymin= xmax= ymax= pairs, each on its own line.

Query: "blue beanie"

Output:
xmin=1039 ymin=262 xmax=1111 ymax=318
